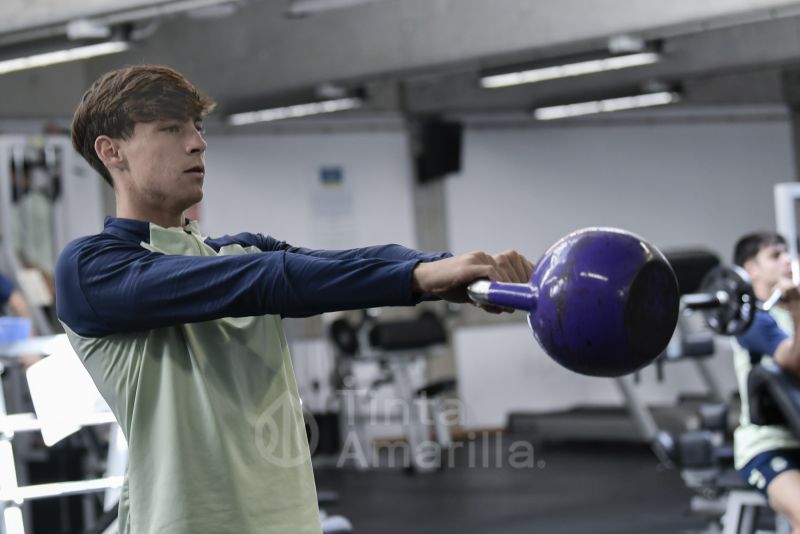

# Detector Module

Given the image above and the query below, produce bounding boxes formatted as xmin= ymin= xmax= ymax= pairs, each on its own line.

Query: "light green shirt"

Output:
xmin=732 ymin=306 xmax=800 ymax=469
xmin=62 ymin=222 xmax=321 ymax=534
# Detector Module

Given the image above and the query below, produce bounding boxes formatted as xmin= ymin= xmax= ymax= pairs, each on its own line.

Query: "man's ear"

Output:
xmin=742 ymin=258 xmax=759 ymax=279
xmin=94 ymin=135 xmax=126 ymax=172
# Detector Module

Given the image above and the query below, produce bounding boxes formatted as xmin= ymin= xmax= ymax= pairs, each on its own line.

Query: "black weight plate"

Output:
xmin=698 ymin=265 xmax=756 ymax=336
xmin=329 ymin=318 xmax=359 ymax=356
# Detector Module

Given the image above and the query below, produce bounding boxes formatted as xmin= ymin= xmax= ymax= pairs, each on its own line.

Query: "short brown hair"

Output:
xmin=71 ymin=65 xmax=216 ymax=186
xmin=733 ymin=231 xmax=786 ymax=266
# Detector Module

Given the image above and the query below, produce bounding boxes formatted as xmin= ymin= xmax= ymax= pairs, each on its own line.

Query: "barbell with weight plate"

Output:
xmin=682 ymin=265 xmax=781 ymax=336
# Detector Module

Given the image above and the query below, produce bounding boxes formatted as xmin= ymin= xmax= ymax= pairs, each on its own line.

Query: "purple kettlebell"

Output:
xmin=467 ymin=227 xmax=679 ymax=377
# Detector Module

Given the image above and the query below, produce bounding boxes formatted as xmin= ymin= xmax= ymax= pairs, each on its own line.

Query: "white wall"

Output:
xmin=449 ymin=118 xmax=796 ymax=428
xmin=201 ymin=132 xmax=417 ymax=250
xmin=447 ymin=120 xmax=794 ymax=259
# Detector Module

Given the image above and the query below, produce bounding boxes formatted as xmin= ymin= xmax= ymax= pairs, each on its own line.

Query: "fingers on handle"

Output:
xmin=467 ymin=252 xmax=504 ymax=282
xmin=466 ymin=250 xmax=534 ymax=283
xmin=494 ymin=249 xmax=533 ymax=283
xmin=511 ymin=253 xmax=528 ymax=282
xmin=493 ymin=254 xmax=513 ymax=283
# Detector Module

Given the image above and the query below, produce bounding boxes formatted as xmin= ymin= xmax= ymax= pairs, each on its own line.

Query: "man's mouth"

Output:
xmin=185 ymin=165 xmax=205 ymax=175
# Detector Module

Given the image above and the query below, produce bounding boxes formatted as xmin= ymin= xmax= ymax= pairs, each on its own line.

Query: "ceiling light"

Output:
xmin=287 ymin=0 xmax=391 ymax=16
xmin=228 ymin=97 xmax=363 ymax=125
xmin=481 ymin=52 xmax=660 ymax=89
xmin=0 ymin=41 xmax=130 ymax=76
xmin=533 ymin=91 xmax=680 ymax=121
xmin=65 ymin=19 xmax=112 ymax=40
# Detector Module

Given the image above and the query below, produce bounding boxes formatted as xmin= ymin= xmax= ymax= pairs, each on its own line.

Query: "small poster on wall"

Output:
xmin=310 ymin=165 xmax=356 ymax=249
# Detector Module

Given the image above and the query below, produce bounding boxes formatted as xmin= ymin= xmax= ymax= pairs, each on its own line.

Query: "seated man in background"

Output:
xmin=58 ymin=64 xmax=533 ymax=534
xmin=733 ymin=232 xmax=800 ymax=533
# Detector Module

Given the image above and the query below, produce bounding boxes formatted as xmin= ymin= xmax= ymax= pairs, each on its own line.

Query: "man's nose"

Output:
xmin=187 ymin=130 xmax=207 ymax=153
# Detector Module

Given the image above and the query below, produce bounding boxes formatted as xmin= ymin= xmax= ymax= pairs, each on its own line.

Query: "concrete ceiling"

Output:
xmin=0 ymin=0 xmax=236 ymax=38
xmin=3 ymin=0 xmax=800 ymax=121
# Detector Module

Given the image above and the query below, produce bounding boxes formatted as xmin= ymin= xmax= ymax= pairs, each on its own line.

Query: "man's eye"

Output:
xmin=162 ymin=125 xmax=179 ymax=133
xmin=195 ymin=123 xmax=205 ymax=134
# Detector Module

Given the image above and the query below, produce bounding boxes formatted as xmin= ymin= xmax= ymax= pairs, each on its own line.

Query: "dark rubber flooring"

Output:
xmin=314 ymin=436 xmax=709 ymax=534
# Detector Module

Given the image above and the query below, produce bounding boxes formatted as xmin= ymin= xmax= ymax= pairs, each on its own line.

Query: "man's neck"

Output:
xmin=753 ymin=280 xmax=776 ymax=302
xmin=116 ymin=199 xmax=184 ymax=229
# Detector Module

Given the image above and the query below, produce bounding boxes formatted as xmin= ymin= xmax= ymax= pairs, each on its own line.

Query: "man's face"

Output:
xmin=114 ymin=117 xmax=207 ymax=212
xmin=746 ymin=242 xmax=792 ymax=288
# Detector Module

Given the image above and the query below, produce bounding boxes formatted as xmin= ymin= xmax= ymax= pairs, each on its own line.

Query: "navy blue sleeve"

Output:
xmin=56 ymin=235 xmax=428 ymax=338
xmin=0 ymin=274 xmax=13 ymax=306
xmin=204 ymin=232 xmax=274 ymax=252
xmin=736 ymin=310 xmax=789 ymax=358
xmin=279 ymin=242 xmax=452 ymax=263
xmin=267 ymin=239 xmax=452 ymax=302
xmin=204 ymin=233 xmax=452 ymax=263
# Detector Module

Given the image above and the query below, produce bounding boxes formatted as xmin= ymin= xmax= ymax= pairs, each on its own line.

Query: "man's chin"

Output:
xmin=179 ymin=191 xmax=203 ymax=215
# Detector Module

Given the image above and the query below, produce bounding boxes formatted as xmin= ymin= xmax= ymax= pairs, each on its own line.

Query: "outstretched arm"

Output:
xmin=57 ymin=237 xmax=430 ymax=337
xmin=204 ymin=232 xmax=451 ymax=263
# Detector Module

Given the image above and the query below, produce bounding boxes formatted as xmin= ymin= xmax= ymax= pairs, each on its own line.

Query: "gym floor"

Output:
xmin=315 ymin=434 xmax=707 ymax=534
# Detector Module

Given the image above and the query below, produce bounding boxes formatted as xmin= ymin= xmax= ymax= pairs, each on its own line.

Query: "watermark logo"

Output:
xmin=336 ymin=430 xmax=538 ymax=470
xmin=254 ymin=391 xmax=318 ymax=468
xmin=336 ymin=391 xmax=540 ymax=470
xmin=254 ymin=391 xmax=542 ymax=471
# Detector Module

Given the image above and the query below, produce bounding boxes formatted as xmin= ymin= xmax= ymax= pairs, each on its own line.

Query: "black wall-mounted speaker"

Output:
xmin=414 ymin=118 xmax=463 ymax=183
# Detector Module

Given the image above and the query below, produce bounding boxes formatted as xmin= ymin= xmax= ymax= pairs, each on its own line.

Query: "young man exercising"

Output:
xmin=733 ymin=232 xmax=800 ymax=533
xmin=57 ymin=64 xmax=533 ymax=534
